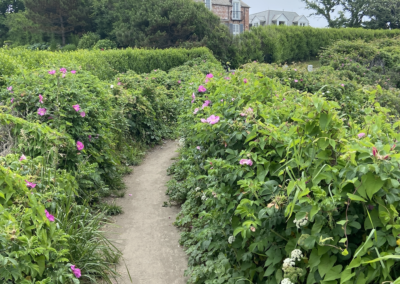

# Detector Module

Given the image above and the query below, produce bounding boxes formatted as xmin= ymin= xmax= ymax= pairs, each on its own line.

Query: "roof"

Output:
xmin=272 ymin=13 xmax=289 ymax=22
xmin=194 ymin=0 xmax=250 ymax=8
xmin=250 ymin=10 xmax=304 ymax=24
xmin=293 ymin=15 xmax=309 ymax=23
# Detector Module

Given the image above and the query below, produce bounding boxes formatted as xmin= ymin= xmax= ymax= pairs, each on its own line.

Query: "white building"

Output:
xmin=250 ymin=10 xmax=309 ymax=27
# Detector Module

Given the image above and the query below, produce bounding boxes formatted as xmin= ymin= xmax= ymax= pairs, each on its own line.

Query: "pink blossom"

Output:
xmin=202 ymin=100 xmax=211 ymax=109
xmin=341 ymin=84 xmax=345 ymax=87
xmin=88 ymin=135 xmax=92 ymax=142
xmin=72 ymin=105 xmax=80 ymax=112
xmin=129 ymin=194 xmax=132 ymax=196
xmin=372 ymin=147 xmax=378 ymax=157
xmin=71 ymin=70 xmax=76 ymax=74
xmin=39 ymin=94 xmax=43 ymax=104
xmin=294 ymin=80 xmax=298 ymax=83
xmin=62 ymin=73 xmax=66 ymax=78
xmin=178 ymin=80 xmax=181 ymax=84
xmin=76 ymin=141 xmax=84 ymax=151
xmin=206 ymin=74 xmax=214 ymax=78
xmin=198 ymin=85 xmax=207 ymax=93
xmin=60 ymin=68 xmax=67 ymax=74
xmin=48 ymin=70 xmax=56 ymax=75
xmin=45 ymin=209 xmax=55 ymax=222
xmin=191 ymin=93 xmax=196 ymax=103
xmin=239 ymin=159 xmax=253 ymax=166
xmin=80 ymin=112 xmax=86 ymax=117
xmin=7 ymin=86 xmax=12 ymax=91
xmin=25 ymin=180 xmax=36 ymax=188
xmin=70 ymin=265 xmax=81 ymax=278
xmin=205 ymin=79 xmax=209 ymax=83
xmin=206 ymin=115 xmax=220 ymax=125
xmin=19 ymin=154 xmax=26 ymax=161
xmin=357 ymin=133 xmax=366 ymax=139
xmin=244 ymin=78 xmax=248 ymax=84
xmin=221 ymin=99 xmax=223 ymax=102
xmin=193 ymin=108 xmax=199 ymax=114
xmin=240 ymin=113 xmax=246 ymax=116
xmin=38 ymin=108 xmax=46 ymax=116
xmin=197 ymin=146 xmax=201 ymax=150
xmin=200 ymin=118 xmax=207 ymax=123
xmin=294 ymin=69 xmax=297 ymax=71
xmin=224 ymin=77 xmax=231 ymax=80
xmin=232 ymin=98 xmax=235 ymax=101
xmin=117 ymin=82 xmax=121 ymax=85
xmin=10 ymin=98 xmax=14 ymax=103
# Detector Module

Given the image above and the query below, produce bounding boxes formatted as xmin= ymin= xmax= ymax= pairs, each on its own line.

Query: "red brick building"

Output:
xmin=194 ymin=0 xmax=250 ymax=34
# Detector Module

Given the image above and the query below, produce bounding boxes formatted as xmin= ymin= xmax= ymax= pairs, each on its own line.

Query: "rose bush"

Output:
xmin=167 ymin=70 xmax=400 ymax=284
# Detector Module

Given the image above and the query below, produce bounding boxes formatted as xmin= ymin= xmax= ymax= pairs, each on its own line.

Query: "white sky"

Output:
xmin=244 ymin=0 xmax=331 ymax=27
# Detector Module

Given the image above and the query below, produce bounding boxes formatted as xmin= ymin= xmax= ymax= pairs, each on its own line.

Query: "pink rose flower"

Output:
xmin=198 ymin=85 xmax=207 ymax=93
xmin=244 ymin=78 xmax=248 ymax=84
xmin=45 ymin=209 xmax=55 ymax=222
xmin=7 ymin=86 xmax=12 ymax=91
xmin=191 ymin=93 xmax=196 ymax=103
xmin=239 ymin=159 xmax=253 ymax=166
xmin=294 ymin=80 xmax=298 ymax=83
xmin=206 ymin=115 xmax=220 ymax=125
xmin=193 ymin=108 xmax=199 ymax=114
xmin=76 ymin=141 xmax=84 ymax=151
xmin=200 ymin=118 xmax=207 ymax=123
xmin=202 ymin=100 xmax=211 ymax=109
xmin=39 ymin=94 xmax=43 ymax=104
xmin=48 ymin=70 xmax=56 ymax=75
xmin=72 ymin=104 xmax=80 ymax=112
xmin=196 ymin=146 xmax=201 ymax=150
xmin=11 ymin=98 xmax=14 ymax=103
xmin=80 ymin=112 xmax=86 ymax=117
xmin=60 ymin=68 xmax=67 ymax=74
xmin=25 ymin=180 xmax=37 ymax=188
xmin=19 ymin=154 xmax=26 ymax=161
xmin=206 ymin=74 xmax=213 ymax=78
xmin=70 ymin=265 xmax=81 ymax=278
xmin=357 ymin=133 xmax=366 ymax=139
xmin=71 ymin=70 xmax=76 ymax=74
xmin=38 ymin=108 xmax=46 ymax=116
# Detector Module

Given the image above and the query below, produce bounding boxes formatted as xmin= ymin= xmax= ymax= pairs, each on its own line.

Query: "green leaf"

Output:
xmin=319 ymin=113 xmax=332 ymax=131
xmin=347 ymin=193 xmax=366 ymax=202
xmin=324 ymin=265 xmax=342 ymax=281
xmin=318 ymin=254 xmax=337 ymax=278
xmin=361 ymin=255 xmax=400 ymax=264
xmin=340 ymin=268 xmax=355 ymax=284
xmin=36 ymin=255 xmax=46 ymax=276
xmin=357 ymin=172 xmax=385 ymax=200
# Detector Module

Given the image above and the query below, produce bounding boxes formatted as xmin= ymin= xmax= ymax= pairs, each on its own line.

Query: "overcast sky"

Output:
xmin=244 ymin=0 xmax=330 ymax=28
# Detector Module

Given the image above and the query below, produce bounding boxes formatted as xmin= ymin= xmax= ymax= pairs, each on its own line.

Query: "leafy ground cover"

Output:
xmin=167 ymin=62 xmax=400 ymax=283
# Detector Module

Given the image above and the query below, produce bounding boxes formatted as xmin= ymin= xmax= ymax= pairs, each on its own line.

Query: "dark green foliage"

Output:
xmin=93 ymin=39 xmax=117 ymax=50
xmin=234 ymin=25 xmax=400 ymax=66
xmin=62 ymin=43 xmax=77 ymax=51
xmin=364 ymin=0 xmax=400 ymax=29
xmin=77 ymin=32 xmax=100 ymax=49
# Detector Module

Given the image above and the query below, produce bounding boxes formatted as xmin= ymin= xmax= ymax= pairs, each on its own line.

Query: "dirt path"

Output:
xmin=108 ymin=141 xmax=187 ymax=284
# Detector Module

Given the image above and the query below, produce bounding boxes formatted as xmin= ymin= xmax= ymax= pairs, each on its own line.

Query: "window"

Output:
xmin=233 ymin=24 xmax=240 ymax=35
xmin=205 ymin=0 xmax=211 ymax=10
xmin=232 ymin=0 xmax=241 ymax=20
xmin=253 ymin=22 xmax=259 ymax=27
xmin=278 ymin=21 xmax=286 ymax=25
xmin=300 ymin=23 xmax=306 ymax=26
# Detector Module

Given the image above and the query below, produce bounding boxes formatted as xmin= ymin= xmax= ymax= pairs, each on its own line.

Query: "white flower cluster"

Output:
xmin=291 ymin=249 xmax=303 ymax=261
xmin=228 ymin=236 xmax=235 ymax=244
xmin=293 ymin=216 xmax=308 ymax=229
xmin=281 ymin=278 xmax=294 ymax=284
xmin=178 ymin=137 xmax=185 ymax=147
xmin=195 ymin=187 xmax=200 ymax=192
xmin=201 ymin=193 xmax=208 ymax=201
xmin=282 ymin=258 xmax=295 ymax=270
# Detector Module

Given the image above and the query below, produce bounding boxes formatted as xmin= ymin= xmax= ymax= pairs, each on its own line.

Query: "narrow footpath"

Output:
xmin=108 ymin=141 xmax=187 ymax=284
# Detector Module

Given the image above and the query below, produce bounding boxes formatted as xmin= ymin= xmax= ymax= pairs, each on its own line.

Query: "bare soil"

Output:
xmin=107 ymin=140 xmax=187 ymax=284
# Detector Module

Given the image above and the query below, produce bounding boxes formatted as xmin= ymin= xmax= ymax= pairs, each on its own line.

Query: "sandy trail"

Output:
xmin=107 ymin=141 xmax=187 ymax=284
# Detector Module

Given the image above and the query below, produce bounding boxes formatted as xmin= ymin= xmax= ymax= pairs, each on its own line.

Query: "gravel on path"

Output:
xmin=107 ymin=140 xmax=187 ymax=284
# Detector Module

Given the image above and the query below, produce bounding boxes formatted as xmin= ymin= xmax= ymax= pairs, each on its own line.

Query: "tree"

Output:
xmin=24 ymin=0 xmax=93 ymax=45
xmin=364 ymin=0 xmax=400 ymax=29
xmin=340 ymin=0 xmax=371 ymax=27
xmin=0 ymin=0 xmax=25 ymax=43
xmin=301 ymin=0 xmax=344 ymax=27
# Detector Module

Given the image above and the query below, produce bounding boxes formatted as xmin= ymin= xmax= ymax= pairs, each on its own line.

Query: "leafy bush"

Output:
xmin=167 ymin=70 xmax=400 ymax=284
xmin=77 ymin=32 xmax=100 ymax=49
xmin=62 ymin=44 xmax=77 ymax=51
xmin=234 ymin=26 xmax=400 ymax=66
xmin=0 ymin=47 xmax=217 ymax=79
xmin=26 ymin=42 xmax=50 ymax=50
xmin=93 ymin=39 xmax=117 ymax=50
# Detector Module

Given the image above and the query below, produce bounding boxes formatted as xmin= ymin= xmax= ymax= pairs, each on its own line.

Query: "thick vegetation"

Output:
xmin=0 ymin=47 xmax=223 ymax=283
xmin=166 ymin=46 xmax=400 ymax=283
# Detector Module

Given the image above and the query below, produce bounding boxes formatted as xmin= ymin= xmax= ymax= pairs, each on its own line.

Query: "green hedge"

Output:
xmin=0 ymin=47 xmax=217 ymax=80
xmin=234 ymin=26 xmax=400 ymax=66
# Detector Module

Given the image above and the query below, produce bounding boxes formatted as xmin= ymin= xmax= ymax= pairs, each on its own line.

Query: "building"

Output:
xmin=194 ymin=0 xmax=250 ymax=35
xmin=250 ymin=10 xmax=309 ymax=27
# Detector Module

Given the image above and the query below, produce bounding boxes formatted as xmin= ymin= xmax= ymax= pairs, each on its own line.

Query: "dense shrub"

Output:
xmin=167 ymin=70 xmax=400 ymax=283
xmin=234 ymin=26 xmax=400 ymax=66
xmin=77 ymin=32 xmax=100 ymax=49
xmin=93 ymin=39 xmax=117 ymax=50
xmin=62 ymin=44 xmax=77 ymax=51
xmin=0 ymin=47 xmax=217 ymax=79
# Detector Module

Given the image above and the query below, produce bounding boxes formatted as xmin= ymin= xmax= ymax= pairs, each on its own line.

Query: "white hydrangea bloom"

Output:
xmin=201 ymin=193 xmax=207 ymax=201
xmin=293 ymin=216 xmax=308 ymax=229
xmin=282 ymin=258 xmax=295 ymax=270
xmin=281 ymin=278 xmax=294 ymax=284
xmin=291 ymin=249 xmax=303 ymax=261
xmin=178 ymin=138 xmax=185 ymax=147
xmin=228 ymin=236 xmax=235 ymax=244
xmin=195 ymin=187 xmax=200 ymax=192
